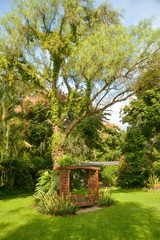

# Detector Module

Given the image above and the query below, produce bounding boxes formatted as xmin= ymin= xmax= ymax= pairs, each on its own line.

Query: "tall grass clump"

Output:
xmin=97 ymin=188 xmax=116 ymax=207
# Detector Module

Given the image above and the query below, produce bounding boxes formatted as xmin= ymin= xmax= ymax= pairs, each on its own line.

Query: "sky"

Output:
xmin=0 ymin=0 xmax=160 ymax=129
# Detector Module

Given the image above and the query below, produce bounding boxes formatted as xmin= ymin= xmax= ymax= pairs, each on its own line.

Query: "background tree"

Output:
xmin=91 ymin=122 xmax=125 ymax=162
xmin=121 ymin=52 xmax=160 ymax=161
xmin=122 ymin=87 xmax=160 ymax=160
xmin=0 ymin=0 xmax=160 ymax=169
xmin=0 ymin=82 xmax=27 ymax=160
xmin=0 ymin=93 xmax=53 ymax=190
xmin=117 ymin=55 xmax=160 ymax=188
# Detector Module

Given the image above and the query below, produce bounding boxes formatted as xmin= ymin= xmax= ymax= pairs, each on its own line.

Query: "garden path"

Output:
xmin=76 ymin=206 xmax=101 ymax=214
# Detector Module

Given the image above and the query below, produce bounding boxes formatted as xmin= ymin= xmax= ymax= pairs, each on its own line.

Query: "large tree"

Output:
xmin=0 ymin=0 xmax=160 ymax=169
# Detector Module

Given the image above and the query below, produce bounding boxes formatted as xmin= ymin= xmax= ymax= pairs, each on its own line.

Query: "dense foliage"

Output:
xmin=0 ymin=91 xmax=124 ymax=191
xmin=35 ymin=192 xmax=78 ymax=216
xmin=0 ymin=95 xmax=53 ymax=191
xmin=122 ymin=87 xmax=160 ymax=161
xmin=0 ymin=0 xmax=159 ymax=172
xmin=152 ymin=161 xmax=160 ymax=177
xmin=117 ymin=64 xmax=160 ymax=188
xmin=34 ymin=170 xmax=60 ymax=202
xmin=117 ymin=153 xmax=153 ymax=188
xmin=100 ymin=165 xmax=118 ymax=186
xmin=95 ymin=122 xmax=125 ymax=162
xmin=0 ymin=0 xmax=160 ymax=194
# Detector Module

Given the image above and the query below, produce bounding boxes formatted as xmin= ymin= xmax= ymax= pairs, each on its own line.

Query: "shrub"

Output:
xmin=35 ymin=191 xmax=78 ymax=216
xmin=100 ymin=166 xmax=118 ymax=186
xmin=34 ymin=170 xmax=59 ymax=203
xmin=0 ymin=157 xmax=34 ymax=191
xmin=117 ymin=153 xmax=153 ymax=188
xmin=97 ymin=188 xmax=116 ymax=207
xmin=152 ymin=161 xmax=160 ymax=177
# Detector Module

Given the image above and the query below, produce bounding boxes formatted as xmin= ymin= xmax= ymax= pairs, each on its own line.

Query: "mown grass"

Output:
xmin=0 ymin=188 xmax=160 ymax=240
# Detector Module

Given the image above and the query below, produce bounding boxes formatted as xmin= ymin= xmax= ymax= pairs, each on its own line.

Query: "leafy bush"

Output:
xmin=57 ymin=155 xmax=80 ymax=167
xmin=100 ymin=166 xmax=118 ymax=186
xmin=117 ymin=153 xmax=153 ymax=188
xmin=34 ymin=170 xmax=59 ymax=203
xmin=0 ymin=157 xmax=34 ymax=190
xmin=35 ymin=192 xmax=78 ymax=216
xmin=152 ymin=161 xmax=160 ymax=177
xmin=97 ymin=188 xmax=116 ymax=207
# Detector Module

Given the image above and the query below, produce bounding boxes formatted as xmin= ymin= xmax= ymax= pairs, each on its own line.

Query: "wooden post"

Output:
xmin=96 ymin=170 xmax=99 ymax=200
xmin=60 ymin=169 xmax=71 ymax=198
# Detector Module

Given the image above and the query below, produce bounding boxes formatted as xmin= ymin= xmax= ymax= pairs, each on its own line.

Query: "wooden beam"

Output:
xmin=57 ymin=166 xmax=100 ymax=170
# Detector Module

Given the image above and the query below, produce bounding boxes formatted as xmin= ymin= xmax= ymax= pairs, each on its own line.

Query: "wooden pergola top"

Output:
xmin=83 ymin=161 xmax=119 ymax=166
xmin=57 ymin=166 xmax=100 ymax=170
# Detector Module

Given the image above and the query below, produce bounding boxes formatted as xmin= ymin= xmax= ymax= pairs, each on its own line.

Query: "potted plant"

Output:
xmin=147 ymin=175 xmax=160 ymax=190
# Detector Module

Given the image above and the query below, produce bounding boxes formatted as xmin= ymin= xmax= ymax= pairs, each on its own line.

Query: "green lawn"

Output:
xmin=0 ymin=189 xmax=160 ymax=240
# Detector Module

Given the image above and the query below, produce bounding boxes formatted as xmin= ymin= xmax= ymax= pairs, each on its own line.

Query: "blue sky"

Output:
xmin=0 ymin=0 xmax=160 ymax=129
xmin=0 ymin=0 xmax=12 ymax=15
xmin=1 ymin=0 xmax=160 ymax=28
xmin=96 ymin=0 xmax=160 ymax=29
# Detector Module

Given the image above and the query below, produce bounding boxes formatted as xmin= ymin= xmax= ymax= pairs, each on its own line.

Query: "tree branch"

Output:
xmin=89 ymin=77 xmax=115 ymax=105
xmin=65 ymin=109 xmax=87 ymax=136
xmin=91 ymin=92 xmax=134 ymax=115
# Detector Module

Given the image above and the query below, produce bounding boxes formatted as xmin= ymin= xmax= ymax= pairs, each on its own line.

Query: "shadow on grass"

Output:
xmin=0 ymin=193 xmax=33 ymax=201
xmin=1 ymin=202 xmax=160 ymax=240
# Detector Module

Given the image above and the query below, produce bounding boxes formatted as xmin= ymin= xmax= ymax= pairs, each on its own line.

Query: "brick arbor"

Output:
xmin=57 ymin=166 xmax=100 ymax=207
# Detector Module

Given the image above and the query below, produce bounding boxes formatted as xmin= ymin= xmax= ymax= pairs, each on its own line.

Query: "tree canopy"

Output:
xmin=0 ymin=0 xmax=160 ymax=168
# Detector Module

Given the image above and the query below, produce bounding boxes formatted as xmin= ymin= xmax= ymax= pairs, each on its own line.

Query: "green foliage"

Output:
xmin=122 ymin=127 xmax=147 ymax=154
xmin=63 ymin=115 xmax=104 ymax=161
xmin=70 ymin=170 xmax=89 ymax=191
xmin=64 ymin=133 xmax=91 ymax=161
xmin=1 ymin=0 xmax=159 ymax=170
xmin=0 ymin=93 xmax=53 ymax=193
xmin=122 ymin=87 xmax=160 ymax=145
xmin=100 ymin=166 xmax=118 ymax=186
xmin=117 ymin=126 xmax=153 ymax=188
xmin=77 ymin=115 xmax=104 ymax=149
xmin=117 ymin=153 xmax=153 ymax=188
xmin=121 ymin=85 xmax=160 ymax=165
xmin=57 ymin=155 xmax=80 ymax=167
xmin=0 ymin=150 xmax=53 ymax=192
xmin=0 ymin=157 xmax=34 ymax=190
xmin=35 ymin=192 xmax=78 ymax=216
xmin=57 ymin=155 xmax=89 ymax=191
xmin=93 ymin=122 xmax=125 ymax=162
xmin=34 ymin=170 xmax=59 ymax=203
xmin=152 ymin=160 xmax=160 ymax=177
xmin=97 ymin=188 xmax=116 ymax=207
xmin=16 ymin=95 xmax=53 ymax=161
xmin=118 ymin=79 xmax=160 ymax=188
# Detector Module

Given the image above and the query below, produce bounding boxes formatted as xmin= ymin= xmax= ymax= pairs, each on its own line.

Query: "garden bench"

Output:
xmin=71 ymin=194 xmax=94 ymax=207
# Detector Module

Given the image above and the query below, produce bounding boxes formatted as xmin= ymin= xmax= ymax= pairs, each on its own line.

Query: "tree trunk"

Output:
xmin=52 ymin=125 xmax=64 ymax=171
